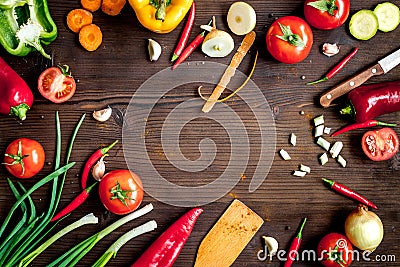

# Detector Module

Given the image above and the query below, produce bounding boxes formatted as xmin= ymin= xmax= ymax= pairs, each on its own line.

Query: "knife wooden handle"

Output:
xmin=319 ymin=63 xmax=384 ymax=107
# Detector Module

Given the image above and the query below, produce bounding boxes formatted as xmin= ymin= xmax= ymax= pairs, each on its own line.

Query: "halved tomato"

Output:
xmin=362 ymin=127 xmax=399 ymax=161
xmin=38 ymin=65 xmax=76 ymax=103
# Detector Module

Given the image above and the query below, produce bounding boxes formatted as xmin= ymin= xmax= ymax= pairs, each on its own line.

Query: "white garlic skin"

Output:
xmin=92 ymin=157 xmax=106 ymax=181
xmin=148 ymin=39 xmax=162 ymax=61
xmin=322 ymin=43 xmax=340 ymax=57
xmin=93 ymin=107 xmax=112 ymax=122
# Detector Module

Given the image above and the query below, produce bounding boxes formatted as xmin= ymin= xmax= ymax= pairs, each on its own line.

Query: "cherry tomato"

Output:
xmin=38 ymin=65 xmax=76 ymax=103
xmin=266 ymin=16 xmax=313 ymax=64
xmin=317 ymin=233 xmax=353 ymax=267
xmin=304 ymin=0 xmax=350 ymax=30
xmin=98 ymin=170 xmax=144 ymax=215
xmin=3 ymin=138 xmax=45 ymax=179
xmin=362 ymin=128 xmax=399 ymax=161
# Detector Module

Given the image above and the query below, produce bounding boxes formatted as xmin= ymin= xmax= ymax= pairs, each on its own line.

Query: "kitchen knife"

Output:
xmin=320 ymin=47 xmax=400 ymax=107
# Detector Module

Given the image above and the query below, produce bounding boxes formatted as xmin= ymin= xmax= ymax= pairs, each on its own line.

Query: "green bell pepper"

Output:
xmin=0 ymin=0 xmax=57 ymax=59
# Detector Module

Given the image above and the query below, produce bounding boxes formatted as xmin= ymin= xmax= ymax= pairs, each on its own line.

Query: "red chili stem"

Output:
xmin=307 ymin=47 xmax=359 ymax=85
xmin=131 ymin=207 xmax=203 ymax=267
xmin=81 ymin=140 xmax=118 ymax=189
xmin=171 ymin=2 xmax=195 ymax=62
xmin=331 ymin=120 xmax=397 ymax=137
xmin=322 ymin=178 xmax=378 ymax=209
xmin=51 ymin=182 xmax=98 ymax=222
xmin=284 ymin=218 xmax=307 ymax=267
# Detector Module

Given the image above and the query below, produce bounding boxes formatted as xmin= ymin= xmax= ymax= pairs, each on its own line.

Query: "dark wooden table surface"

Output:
xmin=1 ymin=0 xmax=399 ymax=266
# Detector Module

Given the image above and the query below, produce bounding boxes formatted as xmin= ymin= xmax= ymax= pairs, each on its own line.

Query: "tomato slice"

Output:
xmin=38 ymin=66 xmax=76 ymax=103
xmin=362 ymin=128 xmax=399 ymax=161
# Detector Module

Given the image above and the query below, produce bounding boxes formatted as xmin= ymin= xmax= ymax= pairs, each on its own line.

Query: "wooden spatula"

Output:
xmin=194 ymin=199 xmax=264 ymax=267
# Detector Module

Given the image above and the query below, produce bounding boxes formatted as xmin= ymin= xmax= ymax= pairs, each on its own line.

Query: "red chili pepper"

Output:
xmin=171 ymin=2 xmax=195 ymax=62
xmin=284 ymin=218 xmax=307 ymax=267
xmin=0 ymin=57 xmax=34 ymax=120
xmin=131 ymin=207 xmax=203 ymax=267
xmin=322 ymin=178 xmax=378 ymax=209
xmin=51 ymin=182 xmax=98 ymax=222
xmin=81 ymin=140 xmax=118 ymax=189
xmin=307 ymin=47 xmax=359 ymax=85
xmin=331 ymin=120 xmax=396 ymax=137
xmin=340 ymin=80 xmax=400 ymax=123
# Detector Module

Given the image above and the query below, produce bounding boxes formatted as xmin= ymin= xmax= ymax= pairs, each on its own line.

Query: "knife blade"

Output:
xmin=320 ymin=47 xmax=400 ymax=107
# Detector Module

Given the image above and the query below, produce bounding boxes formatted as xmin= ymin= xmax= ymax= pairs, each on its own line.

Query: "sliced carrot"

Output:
xmin=81 ymin=0 xmax=101 ymax=12
xmin=79 ymin=24 xmax=103 ymax=51
xmin=66 ymin=9 xmax=93 ymax=33
xmin=101 ymin=0 xmax=126 ymax=16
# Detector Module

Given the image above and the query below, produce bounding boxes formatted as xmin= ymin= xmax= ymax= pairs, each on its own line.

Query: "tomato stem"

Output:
xmin=110 ymin=181 xmax=135 ymax=207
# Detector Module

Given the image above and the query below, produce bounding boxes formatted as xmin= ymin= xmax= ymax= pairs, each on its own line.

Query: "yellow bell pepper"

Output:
xmin=128 ymin=0 xmax=193 ymax=34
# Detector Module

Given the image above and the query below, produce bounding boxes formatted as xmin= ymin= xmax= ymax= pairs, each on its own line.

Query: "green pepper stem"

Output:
xmin=322 ymin=178 xmax=335 ymax=187
xmin=101 ymin=140 xmax=118 ymax=155
xmin=9 ymin=103 xmax=30 ymax=120
xmin=307 ymin=76 xmax=328 ymax=85
xmin=296 ymin=218 xmax=307 ymax=238
xmin=155 ymin=0 xmax=167 ymax=21
xmin=376 ymin=121 xmax=397 ymax=127
xmin=340 ymin=103 xmax=356 ymax=119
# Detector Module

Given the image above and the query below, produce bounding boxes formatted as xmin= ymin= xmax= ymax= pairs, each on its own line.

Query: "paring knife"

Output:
xmin=320 ymin=47 xmax=400 ymax=108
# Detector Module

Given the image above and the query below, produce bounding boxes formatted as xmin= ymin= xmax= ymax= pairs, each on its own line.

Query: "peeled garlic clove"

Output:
xmin=93 ymin=106 xmax=112 ymax=122
xmin=322 ymin=43 xmax=340 ymax=57
xmin=148 ymin=39 xmax=162 ymax=61
xmin=92 ymin=155 xmax=106 ymax=181
xmin=262 ymin=236 xmax=279 ymax=260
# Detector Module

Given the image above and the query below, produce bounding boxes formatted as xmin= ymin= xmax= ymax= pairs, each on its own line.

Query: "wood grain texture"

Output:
xmin=0 ymin=0 xmax=399 ymax=266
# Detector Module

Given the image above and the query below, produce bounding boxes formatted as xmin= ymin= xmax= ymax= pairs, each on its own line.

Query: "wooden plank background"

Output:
xmin=0 ymin=0 xmax=399 ymax=266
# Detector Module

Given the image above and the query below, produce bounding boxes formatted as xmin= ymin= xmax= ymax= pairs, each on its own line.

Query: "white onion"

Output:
xmin=345 ymin=204 xmax=383 ymax=251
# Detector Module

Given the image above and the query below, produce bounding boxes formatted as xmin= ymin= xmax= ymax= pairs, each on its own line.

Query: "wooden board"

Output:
xmin=194 ymin=199 xmax=264 ymax=267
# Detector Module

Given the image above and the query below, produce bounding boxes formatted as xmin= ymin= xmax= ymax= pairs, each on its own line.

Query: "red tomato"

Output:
xmin=99 ymin=170 xmax=144 ymax=215
xmin=266 ymin=16 xmax=313 ymax=64
xmin=38 ymin=65 xmax=76 ymax=103
xmin=362 ymin=128 xmax=399 ymax=161
xmin=3 ymin=138 xmax=45 ymax=179
xmin=304 ymin=0 xmax=350 ymax=30
xmin=317 ymin=233 xmax=353 ymax=267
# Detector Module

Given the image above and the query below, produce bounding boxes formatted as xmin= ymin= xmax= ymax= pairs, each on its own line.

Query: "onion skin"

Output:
xmin=345 ymin=204 xmax=384 ymax=252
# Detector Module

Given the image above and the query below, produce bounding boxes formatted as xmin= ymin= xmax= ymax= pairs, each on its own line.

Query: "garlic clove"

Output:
xmin=322 ymin=43 xmax=340 ymax=57
xmin=92 ymin=155 xmax=106 ymax=181
xmin=262 ymin=236 xmax=279 ymax=260
xmin=93 ymin=106 xmax=112 ymax=122
xmin=148 ymin=39 xmax=162 ymax=61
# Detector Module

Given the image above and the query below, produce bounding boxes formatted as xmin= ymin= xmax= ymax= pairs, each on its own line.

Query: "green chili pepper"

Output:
xmin=0 ymin=0 xmax=57 ymax=58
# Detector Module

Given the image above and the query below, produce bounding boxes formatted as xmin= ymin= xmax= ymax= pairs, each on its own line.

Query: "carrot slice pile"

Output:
xmin=79 ymin=24 xmax=103 ymax=51
xmin=81 ymin=0 xmax=101 ymax=12
xmin=101 ymin=0 xmax=126 ymax=16
xmin=67 ymin=9 xmax=93 ymax=33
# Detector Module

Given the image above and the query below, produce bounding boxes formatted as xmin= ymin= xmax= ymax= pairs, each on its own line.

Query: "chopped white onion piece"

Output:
xmin=314 ymin=125 xmax=324 ymax=137
xmin=337 ymin=155 xmax=347 ymax=167
xmin=317 ymin=137 xmax=331 ymax=151
xmin=292 ymin=170 xmax=307 ymax=177
xmin=330 ymin=141 xmax=343 ymax=158
xmin=313 ymin=115 xmax=324 ymax=126
xmin=290 ymin=133 xmax=297 ymax=146
xmin=299 ymin=164 xmax=311 ymax=173
xmin=324 ymin=127 xmax=331 ymax=135
xmin=319 ymin=153 xmax=329 ymax=165
xmin=279 ymin=149 xmax=291 ymax=160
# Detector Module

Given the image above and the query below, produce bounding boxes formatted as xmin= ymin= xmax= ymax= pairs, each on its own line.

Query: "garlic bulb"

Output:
xmin=345 ymin=204 xmax=384 ymax=251
xmin=148 ymin=39 xmax=162 ymax=61
xmin=92 ymin=156 xmax=106 ymax=181
xmin=322 ymin=43 xmax=340 ymax=57
xmin=93 ymin=107 xmax=112 ymax=122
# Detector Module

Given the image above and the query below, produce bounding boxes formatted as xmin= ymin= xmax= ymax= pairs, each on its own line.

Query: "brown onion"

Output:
xmin=345 ymin=204 xmax=383 ymax=251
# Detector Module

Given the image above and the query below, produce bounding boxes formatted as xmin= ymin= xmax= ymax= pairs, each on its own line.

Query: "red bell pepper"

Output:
xmin=0 ymin=57 xmax=34 ymax=120
xmin=131 ymin=207 xmax=203 ymax=267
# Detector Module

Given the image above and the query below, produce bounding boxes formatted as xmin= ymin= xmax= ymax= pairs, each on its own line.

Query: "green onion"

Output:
xmin=314 ymin=124 xmax=324 ymax=137
xmin=337 ymin=155 xmax=347 ymax=167
xmin=92 ymin=220 xmax=157 ymax=267
xmin=292 ymin=170 xmax=307 ymax=177
xmin=290 ymin=133 xmax=297 ymax=146
xmin=330 ymin=141 xmax=343 ymax=158
xmin=279 ymin=149 xmax=291 ymax=160
xmin=299 ymin=164 xmax=311 ymax=173
xmin=19 ymin=213 xmax=98 ymax=267
xmin=319 ymin=153 xmax=329 ymax=165
xmin=48 ymin=203 xmax=154 ymax=267
xmin=313 ymin=115 xmax=324 ymax=126
xmin=317 ymin=137 xmax=331 ymax=151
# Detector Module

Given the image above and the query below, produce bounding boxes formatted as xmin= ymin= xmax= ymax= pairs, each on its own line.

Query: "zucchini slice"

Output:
xmin=349 ymin=10 xmax=379 ymax=40
xmin=374 ymin=2 xmax=400 ymax=32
